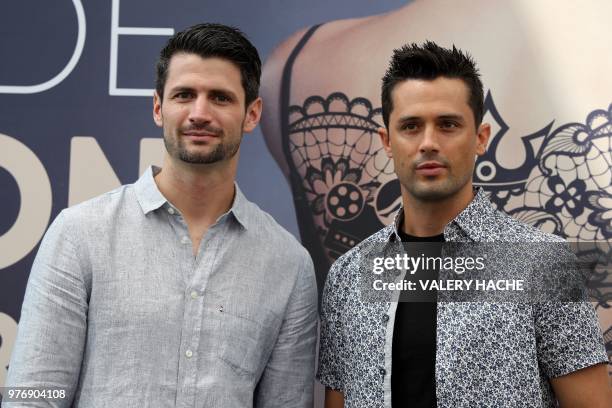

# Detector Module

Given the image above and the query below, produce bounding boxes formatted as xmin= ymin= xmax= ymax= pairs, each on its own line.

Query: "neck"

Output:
xmin=401 ymin=183 xmax=475 ymax=237
xmin=154 ymin=154 xmax=237 ymax=224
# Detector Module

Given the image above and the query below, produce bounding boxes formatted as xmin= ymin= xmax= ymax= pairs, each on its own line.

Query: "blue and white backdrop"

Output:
xmin=1 ymin=0 xmax=610 ymax=394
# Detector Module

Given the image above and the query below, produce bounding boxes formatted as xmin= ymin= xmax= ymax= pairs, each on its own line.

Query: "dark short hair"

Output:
xmin=155 ymin=23 xmax=261 ymax=106
xmin=381 ymin=41 xmax=484 ymax=129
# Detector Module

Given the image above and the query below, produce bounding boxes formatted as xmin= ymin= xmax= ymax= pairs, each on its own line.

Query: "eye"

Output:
xmin=212 ymin=93 xmax=232 ymax=103
xmin=173 ymin=91 xmax=194 ymax=100
xmin=440 ymin=121 xmax=459 ymax=130
xmin=400 ymin=122 xmax=419 ymax=131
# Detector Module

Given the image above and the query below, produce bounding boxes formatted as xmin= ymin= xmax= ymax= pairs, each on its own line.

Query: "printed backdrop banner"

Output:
xmin=1 ymin=0 xmax=610 ymax=395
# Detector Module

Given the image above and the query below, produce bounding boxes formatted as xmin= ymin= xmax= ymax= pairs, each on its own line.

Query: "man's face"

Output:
xmin=153 ymin=53 xmax=261 ymax=165
xmin=379 ymin=77 xmax=490 ymax=202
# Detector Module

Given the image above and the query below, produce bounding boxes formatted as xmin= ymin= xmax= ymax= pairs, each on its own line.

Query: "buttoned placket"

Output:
xmin=381 ymin=233 xmax=408 ymax=408
xmin=383 ymin=226 xmax=457 ymax=407
xmin=163 ymin=204 xmax=231 ymax=408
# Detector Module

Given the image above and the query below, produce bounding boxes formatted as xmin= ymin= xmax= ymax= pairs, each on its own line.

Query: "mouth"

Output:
xmin=182 ymin=131 xmax=220 ymax=141
xmin=415 ymin=161 xmax=447 ymax=176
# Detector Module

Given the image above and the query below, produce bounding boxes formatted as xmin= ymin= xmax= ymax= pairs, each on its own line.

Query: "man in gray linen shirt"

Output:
xmin=4 ymin=23 xmax=318 ymax=407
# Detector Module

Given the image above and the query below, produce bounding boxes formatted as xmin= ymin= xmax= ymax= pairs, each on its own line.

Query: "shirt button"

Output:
xmin=382 ymin=314 xmax=389 ymax=323
xmin=181 ymin=236 xmax=190 ymax=245
xmin=167 ymin=207 xmax=175 ymax=215
xmin=185 ymin=350 xmax=193 ymax=358
xmin=190 ymin=291 xmax=198 ymax=299
xmin=379 ymin=368 xmax=386 ymax=376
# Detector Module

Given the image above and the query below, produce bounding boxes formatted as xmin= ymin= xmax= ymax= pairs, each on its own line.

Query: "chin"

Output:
xmin=410 ymin=183 xmax=458 ymax=201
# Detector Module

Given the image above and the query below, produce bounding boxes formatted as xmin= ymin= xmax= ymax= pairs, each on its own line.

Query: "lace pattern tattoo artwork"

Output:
xmin=288 ymin=92 xmax=399 ymax=259
xmin=279 ymin=23 xmax=610 ymax=370
xmin=285 ymin=92 xmax=611 ymax=322
xmin=279 ymin=25 xmax=610 ymax=362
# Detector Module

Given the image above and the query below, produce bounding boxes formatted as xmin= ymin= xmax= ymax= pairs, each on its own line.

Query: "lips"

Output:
xmin=181 ymin=125 xmax=222 ymax=139
xmin=182 ymin=132 xmax=219 ymax=138
xmin=415 ymin=161 xmax=446 ymax=176
xmin=181 ymin=130 xmax=221 ymax=144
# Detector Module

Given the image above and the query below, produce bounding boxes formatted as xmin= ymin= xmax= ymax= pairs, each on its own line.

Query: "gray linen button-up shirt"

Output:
xmin=5 ymin=166 xmax=318 ymax=407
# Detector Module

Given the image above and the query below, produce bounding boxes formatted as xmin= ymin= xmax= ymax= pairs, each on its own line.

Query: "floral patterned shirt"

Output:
xmin=317 ymin=188 xmax=607 ymax=408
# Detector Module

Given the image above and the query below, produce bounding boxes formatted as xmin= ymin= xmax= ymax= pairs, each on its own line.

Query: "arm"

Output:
xmin=3 ymin=211 xmax=88 ymax=407
xmin=324 ymin=387 xmax=344 ymax=408
xmin=254 ymin=253 xmax=318 ymax=408
xmin=551 ymin=363 xmax=611 ymax=407
xmin=534 ymin=243 xmax=609 ymax=406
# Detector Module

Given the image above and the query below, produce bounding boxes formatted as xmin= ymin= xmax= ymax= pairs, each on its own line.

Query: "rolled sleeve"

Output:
xmin=4 ymin=210 xmax=89 ymax=407
xmin=254 ymin=251 xmax=318 ymax=408
xmin=535 ymin=301 xmax=608 ymax=378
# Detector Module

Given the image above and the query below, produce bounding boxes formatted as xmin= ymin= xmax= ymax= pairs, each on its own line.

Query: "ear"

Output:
xmin=475 ymin=122 xmax=491 ymax=156
xmin=243 ymin=97 xmax=263 ymax=133
xmin=153 ymin=91 xmax=163 ymax=127
xmin=378 ymin=127 xmax=393 ymax=158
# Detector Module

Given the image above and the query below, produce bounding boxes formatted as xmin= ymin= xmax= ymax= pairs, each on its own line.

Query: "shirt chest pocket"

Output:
xmin=208 ymin=301 xmax=282 ymax=377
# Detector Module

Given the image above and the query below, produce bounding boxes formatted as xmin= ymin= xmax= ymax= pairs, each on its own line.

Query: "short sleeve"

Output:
xmin=534 ymin=244 xmax=608 ymax=378
xmin=316 ymin=259 xmax=348 ymax=391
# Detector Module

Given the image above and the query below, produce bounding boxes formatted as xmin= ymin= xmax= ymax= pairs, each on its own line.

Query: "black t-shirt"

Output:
xmin=391 ymin=231 xmax=444 ymax=408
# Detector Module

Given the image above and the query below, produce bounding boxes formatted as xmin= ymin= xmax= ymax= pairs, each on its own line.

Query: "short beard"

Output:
xmin=163 ymin=132 xmax=242 ymax=165
xmin=403 ymin=171 xmax=471 ymax=202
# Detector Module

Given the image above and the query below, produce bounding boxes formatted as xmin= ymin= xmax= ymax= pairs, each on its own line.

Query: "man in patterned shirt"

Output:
xmin=317 ymin=42 xmax=610 ymax=407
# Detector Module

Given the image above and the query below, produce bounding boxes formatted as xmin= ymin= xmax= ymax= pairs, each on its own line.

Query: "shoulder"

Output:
xmin=260 ymin=17 xmax=376 ymax=174
xmin=262 ymin=16 xmax=379 ymax=82
xmin=260 ymin=26 xmax=312 ymax=176
xmin=54 ymin=184 xmax=135 ymax=234
xmin=260 ymin=26 xmax=310 ymax=144
xmin=262 ymin=26 xmax=311 ymax=78
xmin=480 ymin=207 xmax=574 ymax=272
xmin=35 ymin=185 xmax=135 ymax=287
xmin=458 ymin=189 xmax=566 ymax=243
xmin=241 ymin=197 xmax=312 ymax=262
xmin=488 ymin=207 xmax=565 ymax=243
xmin=327 ymin=224 xmax=393 ymax=284
xmin=240 ymin=199 xmax=317 ymax=305
xmin=262 ymin=16 xmax=369 ymax=73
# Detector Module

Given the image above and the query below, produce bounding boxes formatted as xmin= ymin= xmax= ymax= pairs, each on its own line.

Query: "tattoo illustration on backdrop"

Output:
xmin=272 ymin=24 xmax=612 ymax=362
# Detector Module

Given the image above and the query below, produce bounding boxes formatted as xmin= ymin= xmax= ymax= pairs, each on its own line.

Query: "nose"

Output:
xmin=419 ymin=124 xmax=440 ymax=153
xmin=188 ymin=95 xmax=213 ymax=124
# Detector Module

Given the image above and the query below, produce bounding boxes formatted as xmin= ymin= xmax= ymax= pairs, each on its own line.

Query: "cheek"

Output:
xmin=390 ymin=139 xmax=417 ymax=160
xmin=394 ymin=157 xmax=412 ymax=175
xmin=449 ymin=151 xmax=476 ymax=175
xmin=216 ymin=110 xmax=241 ymax=126
xmin=451 ymin=137 xmax=477 ymax=159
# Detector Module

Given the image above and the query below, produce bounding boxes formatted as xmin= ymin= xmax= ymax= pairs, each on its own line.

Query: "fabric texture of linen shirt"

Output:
xmin=5 ymin=166 xmax=318 ymax=408
xmin=317 ymin=188 xmax=608 ymax=408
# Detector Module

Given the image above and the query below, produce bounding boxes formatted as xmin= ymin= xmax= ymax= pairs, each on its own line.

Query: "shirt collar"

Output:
xmin=229 ymin=184 xmax=251 ymax=230
xmin=387 ymin=187 xmax=495 ymax=242
xmin=134 ymin=166 xmax=168 ymax=214
xmin=447 ymin=187 xmax=496 ymax=240
xmin=134 ymin=166 xmax=251 ymax=230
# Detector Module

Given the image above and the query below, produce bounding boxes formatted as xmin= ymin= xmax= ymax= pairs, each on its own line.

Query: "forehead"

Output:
xmin=390 ymin=77 xmax=472 ymax=119
xmin=164 ymin=53 xmax=244 ymax=97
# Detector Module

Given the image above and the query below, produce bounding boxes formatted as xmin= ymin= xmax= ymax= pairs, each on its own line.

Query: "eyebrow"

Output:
xmin=167 ymin=86 xmax=239 ymax=100
xmin=437 ymin=114 xmax=465 ymax=122
xmin=167 ymin=86 xmax=194 ymax=95
xmin=397 ymin=114 xmax=465 ymax=123
xmin=209 ymin=88 xmax=239 ymax=100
